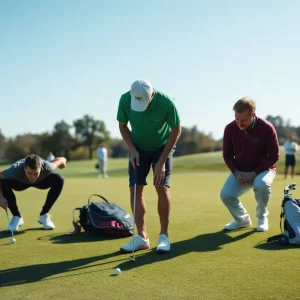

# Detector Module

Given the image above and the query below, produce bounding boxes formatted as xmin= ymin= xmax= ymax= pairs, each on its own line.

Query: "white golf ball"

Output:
xmin=11 ymin=238 xmax=16 ymax=244
xmin=114 ymin=268 xmax=121 ymax=275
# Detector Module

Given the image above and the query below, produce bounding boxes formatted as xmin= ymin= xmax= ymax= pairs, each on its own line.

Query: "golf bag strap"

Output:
xmin=88 ymin=194 xmax=109 ymax=203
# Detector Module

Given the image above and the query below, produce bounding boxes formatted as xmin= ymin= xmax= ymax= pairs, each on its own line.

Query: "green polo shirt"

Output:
xmin=117 ymin=89 xmax=181 ymax=151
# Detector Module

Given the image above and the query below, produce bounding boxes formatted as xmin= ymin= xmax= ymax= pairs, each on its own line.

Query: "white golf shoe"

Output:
xmin=257 ymin=217 xmax=269 ymax=232
xmin=120 ymin=235 xmax=150 ymax=253
xmin=6 ymin=216 xmax=24 ymax=231
xmin=38 ymin=213 xmax=55 ymax=230
xmin=157 ymin=234 xmax=171 ymax=253
xmin=224 ymin=218 xmax=252 ymax=230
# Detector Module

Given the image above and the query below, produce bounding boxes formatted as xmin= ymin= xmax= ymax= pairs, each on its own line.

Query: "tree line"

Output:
xmin=0 ymin=114 xmax=299 ymax=162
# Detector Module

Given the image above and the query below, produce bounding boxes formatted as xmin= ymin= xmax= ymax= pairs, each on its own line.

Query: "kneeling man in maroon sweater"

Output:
xmin=220 ymin=97 xmax=279 ymax=232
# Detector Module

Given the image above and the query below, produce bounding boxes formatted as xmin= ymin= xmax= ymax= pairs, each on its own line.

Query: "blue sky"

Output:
xmin=1 ymin=0 xmax=299 ymax=140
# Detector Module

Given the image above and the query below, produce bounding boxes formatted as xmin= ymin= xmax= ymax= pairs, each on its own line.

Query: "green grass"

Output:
xmin=0 ymin=168 xmax=300 ymax=299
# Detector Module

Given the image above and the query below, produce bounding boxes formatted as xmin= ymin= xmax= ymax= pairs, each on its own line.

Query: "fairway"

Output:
xmin=1 ymin=169 xmax=299 ymax=300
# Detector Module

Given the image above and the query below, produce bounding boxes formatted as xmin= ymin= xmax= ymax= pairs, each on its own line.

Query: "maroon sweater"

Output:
xmin=222 ymin=117 xmax=279 ymax=174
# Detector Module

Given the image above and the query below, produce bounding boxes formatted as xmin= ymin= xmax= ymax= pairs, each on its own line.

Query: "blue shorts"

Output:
xmin=128 ymin=146 xmax=175 ymax=188
xmin=285 ymin=154 xmax=296 ymax=167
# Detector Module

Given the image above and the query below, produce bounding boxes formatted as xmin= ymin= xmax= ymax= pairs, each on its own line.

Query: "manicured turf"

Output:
xmin=0 ymin=167 xmax=299 ymax=299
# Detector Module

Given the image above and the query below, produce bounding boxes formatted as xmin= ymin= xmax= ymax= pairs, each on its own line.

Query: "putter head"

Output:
xmin=129 ymin=255 xmax=136 ymax=263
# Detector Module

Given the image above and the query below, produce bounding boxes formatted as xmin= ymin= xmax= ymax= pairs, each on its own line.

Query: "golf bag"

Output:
xmin=267 ymin=183 xmax=300 ymax=245
xmin=71 ymin=194 xmax=134 ymax=237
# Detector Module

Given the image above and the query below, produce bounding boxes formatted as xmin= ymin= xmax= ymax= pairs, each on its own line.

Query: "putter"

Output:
xmin=5 ymin=209 xmax=16 ymax=242
xmin=130 ymin=167 xmax=137 ymax=263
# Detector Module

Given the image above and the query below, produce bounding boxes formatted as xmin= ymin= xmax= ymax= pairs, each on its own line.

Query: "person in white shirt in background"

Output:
xmin=47 ymin=152 xmax=55 ymax=162
xmin=284 ymin=135 xmax=299 ymax=179
xmin=96 ymin=143 xmax=108 ymax=178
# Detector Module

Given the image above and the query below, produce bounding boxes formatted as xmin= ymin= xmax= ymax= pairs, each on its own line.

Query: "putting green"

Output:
xmin=1 ymin=171 xmax=299 ymax=299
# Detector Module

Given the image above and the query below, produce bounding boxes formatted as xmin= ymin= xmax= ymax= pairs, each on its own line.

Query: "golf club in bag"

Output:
xmin=267 ymin=183 xmax=300 ymax=245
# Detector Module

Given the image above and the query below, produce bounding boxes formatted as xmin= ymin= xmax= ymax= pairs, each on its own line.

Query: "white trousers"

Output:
xmin=220 ymin=170 xmax=276 ymax=222
xmin=98 ymin=159 xmax=108 ymax=176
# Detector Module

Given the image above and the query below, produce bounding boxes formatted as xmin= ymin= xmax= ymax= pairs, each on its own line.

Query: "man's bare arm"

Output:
xmin=157 ymin=125 xmax=181 ymax=165
xmin=51 ymin=157 xmax=67 ymax=169
xmin=119 ymin=122 xmax=136 ymax=151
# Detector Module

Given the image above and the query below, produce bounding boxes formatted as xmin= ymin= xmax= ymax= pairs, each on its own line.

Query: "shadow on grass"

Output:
xmin=0 ymin=251 xmax=126 ymax=287
xmin=0 ymin=230 xmax=26 ymax=240
xmin=0 ymin=227 xmax=57 ymax=240
xmin=254 ymin=240 xmax=300 ymax=250
xmin=1 ymin=228 xmax=129 ymax=244
xmin=116 ymin=229 xmax=256 ymax=271
xmin=0 ymin=229 xmax=256 ymax=286
xmin=37 ymin=231 xmax=126 ymax=244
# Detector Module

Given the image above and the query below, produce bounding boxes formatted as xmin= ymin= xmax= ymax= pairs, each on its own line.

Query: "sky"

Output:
xmin=1 ymin=0 xmax=299 ymax=141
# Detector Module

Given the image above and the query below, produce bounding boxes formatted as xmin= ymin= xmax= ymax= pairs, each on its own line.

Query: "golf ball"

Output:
xmin=11 ymin=238 xmax=16 ymax=244
xmin=114 ymin=268 xmax=121 ymax=275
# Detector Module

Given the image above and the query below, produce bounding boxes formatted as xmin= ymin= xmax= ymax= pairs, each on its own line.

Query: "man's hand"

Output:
xmin=235 ymin=170 xmax=256 ymax=184
xmin=51 ymin=157 xmax=67 ymax=169
xmin=242 ymin=171 xmax=256 ymax=183
xmin=234 ymin=170 xmax=245 ymax=184
xmin=58 ymin=162 xmax=66 ymax=169
xmin=0 ymin=195 xmax=8 ymax=210
xmin=130 ymin=148 xmax=140 ymax=168
xmin=153 ymin=162 xmax=165 ymax=185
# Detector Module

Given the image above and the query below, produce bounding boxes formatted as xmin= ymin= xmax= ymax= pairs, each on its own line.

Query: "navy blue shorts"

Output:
xmin=285 ymin=154 xmax=296 ymax=167
xmin=128 ymin=146 xmax=175 ymax=188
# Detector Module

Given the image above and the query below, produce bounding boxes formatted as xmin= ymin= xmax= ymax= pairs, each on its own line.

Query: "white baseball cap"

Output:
xmin=130 ymin=79 xmax=154 ymax=112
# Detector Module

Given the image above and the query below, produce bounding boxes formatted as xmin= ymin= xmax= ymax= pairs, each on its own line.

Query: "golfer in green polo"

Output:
xmin=117 ymin=79 xmax=181 ymax=253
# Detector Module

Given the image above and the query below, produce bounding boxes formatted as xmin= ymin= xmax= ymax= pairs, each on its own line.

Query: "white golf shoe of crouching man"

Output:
xmin=38 ymin=213 xmax=55 ymax=230
xmin=6 ymin=216 xmax=24 ymax=231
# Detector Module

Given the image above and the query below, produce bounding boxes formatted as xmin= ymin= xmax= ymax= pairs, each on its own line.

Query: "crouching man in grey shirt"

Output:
xmin=0 ymin=154 xmax=67 ymax=231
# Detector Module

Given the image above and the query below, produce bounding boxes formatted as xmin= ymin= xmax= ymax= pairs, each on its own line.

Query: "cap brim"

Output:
xmin=131 ymin=97 xmax=149 ymax=112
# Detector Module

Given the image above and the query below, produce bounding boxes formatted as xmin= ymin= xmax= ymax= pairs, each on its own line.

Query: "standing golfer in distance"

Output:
xmin=117 ymin=79 xmax=181 ymax=253
xmin=220 ymin=97 xmax=279 ymax=232
xmin=283 ymin=135 xmax=298 ymax=179
xmin=0 ymin=154 xmax=66 ymax=231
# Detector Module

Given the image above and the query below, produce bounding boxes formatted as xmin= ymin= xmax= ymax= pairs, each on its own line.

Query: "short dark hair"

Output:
xmin=233 ymin=97 xmax=256 ymax=114
xmin=24 ymin=154 xmax=42 ymax=169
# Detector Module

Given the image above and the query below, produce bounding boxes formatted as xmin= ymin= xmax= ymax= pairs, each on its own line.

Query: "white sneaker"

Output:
xmin=257 ymin=217 xmax=269 ymax=232
xmin=38 ymin=213 xmax=55 ymax=230
xmin=120 ymin=235 xmax=150 ymax=253
xmin=224 ymin=218 xmax=252 ymax=230
xmin=6 ymin=216 xmax=24 ymax=231
xmin=157 ymin=234 xmax=171 ymax=253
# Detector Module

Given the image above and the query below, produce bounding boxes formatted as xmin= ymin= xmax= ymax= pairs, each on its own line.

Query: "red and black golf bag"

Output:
xmin=70 ymin=194 xmax=134 ymax=238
